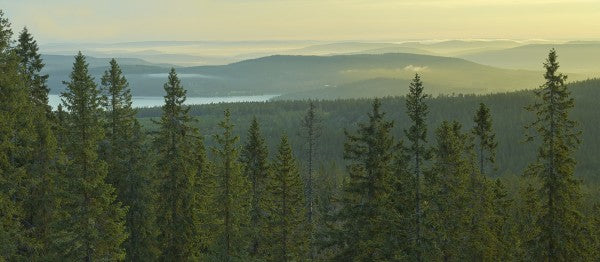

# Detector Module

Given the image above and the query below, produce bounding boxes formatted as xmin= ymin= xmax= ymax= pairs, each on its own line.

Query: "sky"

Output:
xmin=1 ymin=0 xmax=599 ymax=44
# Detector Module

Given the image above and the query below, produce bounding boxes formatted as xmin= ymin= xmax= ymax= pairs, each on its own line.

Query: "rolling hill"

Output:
xmin=460 ymin=43 xmax=600 ymax=74
xmin=43 ymin=52 xmax=587 ymax=99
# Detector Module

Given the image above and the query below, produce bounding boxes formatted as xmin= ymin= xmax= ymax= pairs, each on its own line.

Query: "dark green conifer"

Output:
xmin=332 ymin=99 xmax=401 ymax=260
xmin=0 ymin=11 xmax=31 ymax=259
xmin=524 ymin=49 xmax=589 ymax=260
xmin=263 ymin=135 xmax=308 ymax=261
xmin=240 ymin=117 xmax=269 ymax=258
xmin=57 ymin=52 xmax=127 ymax=260
xmin=15 ymin=27 xmax=63 ymax=259
xmin=101 ymin=59 xmax=160 ymax=261
xmin=472 ymin=103 xmax=498 ymax=175
xmin=404 ymin=73 xmax=429 ymax=261
xmin=425 ymin=121 xmax=471 ymax=261
xmin=210 ymin=109 xmax=250 ymax=261
xmin=153 ymin=68 xmax=201 ymax=260
xmin=300 ymin=101 xmax=322 ymax=258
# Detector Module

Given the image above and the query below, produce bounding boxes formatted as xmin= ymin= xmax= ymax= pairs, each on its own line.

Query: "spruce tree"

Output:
xmin=464 ymin=103 xmax=498 ymax=260
xmin=516 ymin=182 xmax=541 ymax=260
xmin=15 ymin=27 xmax=62 ymax=259
xmin=524 ymin=49 xmax=589 ymax=260
xmin=210 ymin=109 xmax=250 ymax=261
xmin=425 ymin=121 xmax=471 ymax=261
xmin=16 ymin=27 xmax=50 ymax=113
xmin=194 ymin=128 xmax=214 ymax=255
xmin=0 ymin=11 xmax=31 ymax=259
xmin=404 ymin=73 xmax=429 ymax=261
xmin=300 ymin=101 xmax=322 ymax=258
xmin=57 ymin=52 xmax=127 ymax=260
xmin=263 ymin=135 xmax=308 ymax=261
xmin=101 ymin=59 xmax=159 ymax=261
xmin=332 ymin=99 xmax=401 ymax=260
xmin=472 ymin=103 xmax=497 ymax=175
xmin=153 ymin=68 xmax=200 ymax=260
xmin=240 ymin=117 xmax=269 ymax=258
xmin=491 ymin=179 xmax=518 ymax=260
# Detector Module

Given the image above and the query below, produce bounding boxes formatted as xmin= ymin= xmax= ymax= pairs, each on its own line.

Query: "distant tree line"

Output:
xmin=1 ymin=11 xmax=600 ymax=261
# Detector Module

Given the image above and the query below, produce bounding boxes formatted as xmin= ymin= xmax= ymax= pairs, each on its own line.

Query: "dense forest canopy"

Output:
xmin=1 ymin=9 xmax=600 ymax=261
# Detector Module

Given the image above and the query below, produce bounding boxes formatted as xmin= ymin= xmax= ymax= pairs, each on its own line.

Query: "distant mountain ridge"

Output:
xmin=42 ymin=52 xmax=563 ymax=98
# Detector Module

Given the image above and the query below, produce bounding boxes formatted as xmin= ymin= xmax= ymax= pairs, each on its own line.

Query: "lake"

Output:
xmin=48 ymin=94 xmax=279 ymax=109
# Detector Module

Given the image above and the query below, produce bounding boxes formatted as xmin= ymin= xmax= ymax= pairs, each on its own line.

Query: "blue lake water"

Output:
xmin=48 ymin=94 xmax=279 ymax=109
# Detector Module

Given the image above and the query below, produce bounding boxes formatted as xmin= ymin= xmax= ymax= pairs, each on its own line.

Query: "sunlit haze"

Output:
xmin=2 ymin=0 xmax=599 ymax=43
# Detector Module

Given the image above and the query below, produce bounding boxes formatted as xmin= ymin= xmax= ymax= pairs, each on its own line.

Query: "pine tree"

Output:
xmin=472 ymin=103 xmax=498 ymax=175
xmin=404 ymin=73 xmax=429 ymax=261
xmin=101 ymin=59 xmax=160 ymax=261
xmin=0 ymin=11 xmax=31 ymax=259
xmin=210 ymin=108 xmax=250 ymax=261
xmin=332 ymin=99 xmax=401 ymax=260
xmin=524 ymin=49 xmax=589 ymax=260
xmin=57 ymin=52 xmax=127 ymax=260
xmin=240 ymin=117 xmax=269 ymax=258
xmin=263 ymin=135 xmax=308 ymax=261
xmin=424 ymin=121 xmax=471 ymax=261
xmin=153 ymin=68 xmax=201 ymax=260
xmin=300 ymin=101 xmax=322 ymax=258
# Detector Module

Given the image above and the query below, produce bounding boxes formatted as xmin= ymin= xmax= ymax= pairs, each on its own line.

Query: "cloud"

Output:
xmin=404 ymin=65 xmax=429 ymax=72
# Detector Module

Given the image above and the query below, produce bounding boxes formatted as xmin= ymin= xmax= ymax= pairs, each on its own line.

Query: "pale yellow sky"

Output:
xmin=2 ymin=0 xmax=599 ymax=43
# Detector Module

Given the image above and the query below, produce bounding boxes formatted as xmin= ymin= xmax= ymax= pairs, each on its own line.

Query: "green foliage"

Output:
xmin=524 ymin=49 xmax=591 ymax=260
xmin=404 ymin=73 xmax=430 ymax=261
xmin=153 ymin=68 xmax=201 ymax=260
xmin=240 ymin=117 xmax=269 ymax=258
xmin=16 ymin=25 xmax=63 ymax=260
xmin=299 ymin=101 xmax=322 ymax=258
xmin=424 ymin=121 xmax=472 ymax=261
xmin=101 ymin=59 xmax=160 ymax=261
xmin=0 ymin=11 xmax=31 ymax=259
xmin=331 ymin=99 xmax=404 ymax=260
xmin=209 ymin=109 xmax=250 ymax=261
xmin=472 ymin=103 xmax=498 ymax=174
xmin=263 ymin=135 xmax=308 ymax=261
xmin=57 ymin=52 xmax=127 ymax=260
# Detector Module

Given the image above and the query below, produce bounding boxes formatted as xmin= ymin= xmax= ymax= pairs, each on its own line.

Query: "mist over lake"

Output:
xmin=48 ymin=94 xmax=278 ymax=109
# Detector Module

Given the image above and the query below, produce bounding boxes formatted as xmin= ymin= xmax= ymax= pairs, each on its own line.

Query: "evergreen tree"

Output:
xmin=472 ymin=103 xmax=498 ymax=175
xmin=16 ymin=27 xmax=62 ymax=259
xmin=515 ymin=182 xmax=541 ymax=260
xmin=153 ymin=68 xmax=200 ymax=260
xmin=491 ymin=179 xmax=518 ymax=261
xmin=464 ymin=103 xmax=498 ymax=260
xmin=57 ymin=52 xmax=127 ymax=260
xmin=263 ymin=135 xmax=308 ymax=261
xmin=524 ymin=49 xmax=589 ymax=260
xmin=404 ymin=73 xmax=429 ymax=261
xmin=16 ymin=27 xmax=50 ymax=113
xmin=210 ymin=109 xmax=250 ymax=261
xmin=101 ymin=59 xmax=160 ymax=261
xmin=424 ymin=121 xmax=471 ymax=261
xmin=240 ymin=117 xmax=269 ymax=258
xmin=331 ymin=99 xmax=401 ymax=260
xmin=0 ymin=11 xmax=31 ymax=259
xmin=194 ymin=127 xmax=214 ymax=255
xmin=300 ymin=101 xmax=322 ymax=258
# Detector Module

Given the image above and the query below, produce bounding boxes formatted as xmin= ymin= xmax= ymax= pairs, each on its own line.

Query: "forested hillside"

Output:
xmin=137 ymin=78 xmax=600 ymax=183
xmin=43 ymin=52 xmax=567 ymax=98
xmin=2 ymin=10 xmax=600 ymax=261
